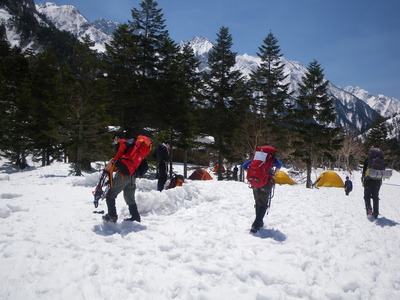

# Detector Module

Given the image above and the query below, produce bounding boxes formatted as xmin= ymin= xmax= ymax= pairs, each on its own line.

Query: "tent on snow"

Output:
xmin=312 ymin=171 xmax=344 ymax=188
xmin=274 ymin=171 xmax=297 ymax=185
xmin=189 ymin=169 xmax=213 ymax=180
xmin=212 ymin=164 xmax=225 ymax=173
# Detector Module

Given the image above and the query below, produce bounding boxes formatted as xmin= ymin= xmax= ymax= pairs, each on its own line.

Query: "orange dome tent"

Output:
xmin=189 ymin=169 xmax=213 ymax=180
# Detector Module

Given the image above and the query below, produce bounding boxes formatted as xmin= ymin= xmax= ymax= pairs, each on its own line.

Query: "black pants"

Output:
xmin=157 ymin=161 xmax=168 ymax=191
xmin=363 ymin=179 xmax=382 ymax=215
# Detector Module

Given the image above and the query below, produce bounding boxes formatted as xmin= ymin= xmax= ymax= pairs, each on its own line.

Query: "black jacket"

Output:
xmin=154 ymin=144 xmax=170 ymax=162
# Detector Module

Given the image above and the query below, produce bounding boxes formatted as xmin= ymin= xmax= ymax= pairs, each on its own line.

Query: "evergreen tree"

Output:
xmin=292 ymin=60 xmax=341 ymax=188
xmin=129 ymin=0 xmax=169 ymax=78
xmin=202 ymin=26 xmax=247 ymax=180
xmin=103 ymin=24 xmax=140 ymax=133
xmin=0 ymin=41 xmax=32 ymax=168
xmin=365 ymin=115 xmax=388 ymax=149
xmin=28 ymin=48 xmax=64 ymax=166
xmin=59 ymin=37 xmax=111 ymax=175
xmin=171 ymin=43 xmax=204 ymax=177
xmin=105 ymin=0 xmax=174 ymax=134
xmin=249 ymin=32 xmax=291 ymax=122
xmin=246 ymin=31 xmax=292 ymax=153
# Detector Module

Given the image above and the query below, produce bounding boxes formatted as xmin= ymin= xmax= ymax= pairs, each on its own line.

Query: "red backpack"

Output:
xmin=116 ymin=135 xmax=152 ymax=176
xmin=246 ymin=145 xmax=277 ymax=188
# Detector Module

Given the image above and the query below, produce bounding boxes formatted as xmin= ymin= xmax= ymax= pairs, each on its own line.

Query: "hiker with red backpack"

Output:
xmin=101 ymin=132 xmax=151 ymax=223
xmin=242 ymin=145 xmax=282 ymax=233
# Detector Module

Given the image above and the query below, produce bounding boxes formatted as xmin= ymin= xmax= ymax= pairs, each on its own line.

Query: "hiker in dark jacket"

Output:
xmin=362 ymin=148 xmax=384 ymax=219
xmin=102 ymin=132 xmax=141 ymax=223
xmin=344 ymin=176 xmax=353 ymax=195
xmin=154 ymin=142 xmax=171 ymax=191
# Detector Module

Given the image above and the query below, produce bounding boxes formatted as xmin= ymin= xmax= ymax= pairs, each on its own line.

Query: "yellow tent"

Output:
xmin=274 ymin=171 xmax=297 ymax=185
xmin=313 ymin=171 xmax=344 ymax=188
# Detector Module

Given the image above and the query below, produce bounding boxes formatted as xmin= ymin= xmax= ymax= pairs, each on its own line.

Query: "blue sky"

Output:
xmin=36 ymin=0 xmax=400 ymax=100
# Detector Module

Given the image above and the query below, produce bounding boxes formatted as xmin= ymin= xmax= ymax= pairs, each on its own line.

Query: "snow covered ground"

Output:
xmin=1 ymin=160 xmax=400 ymax=300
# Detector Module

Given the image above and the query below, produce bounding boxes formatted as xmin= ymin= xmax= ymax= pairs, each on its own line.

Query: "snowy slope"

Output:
xmin=344 ymin=86 xmax=400 ymax=118
xmin=35 ymin=2 xmax=111 ymax=52
xmin=1 ymin=160 xmax=400 ymax=299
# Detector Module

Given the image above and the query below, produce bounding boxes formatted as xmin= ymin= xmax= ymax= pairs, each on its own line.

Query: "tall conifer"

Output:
xmin=292 ymin=60 xmax=341 ymax=187
xmin=202 ymin=26 xmax=246 ymax=180
xmin=248 ymin=31 xmax=292 ymax=150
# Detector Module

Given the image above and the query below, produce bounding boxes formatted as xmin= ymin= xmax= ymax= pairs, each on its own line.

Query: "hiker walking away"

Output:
xmin=344 ymin=176 xmax=353 ymax=195
xmin=362 ymin=147 xmax=385 ymax=219
xmin=102 ymin=132 xmax=141 ymax=223
xmin=242 ymin=146 xmax=282 ymax=233
xmin=233 ymin=165 xmax=238 ymax=181
xmin=154 ymin=141 xmax=171 ymax=191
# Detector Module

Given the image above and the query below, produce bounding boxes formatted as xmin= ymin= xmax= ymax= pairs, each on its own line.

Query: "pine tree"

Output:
xmin=246 ymin=31 xmax=292 ymax=153
xmin=105 ymin=0 xmax=174 ymax=134
xmin=0 ymin=40 xmax=32 ymax=168
xmin=202 ymin=26 xmax=247 ymax=180
xmin=59 ymin=37 xmax=111 ymax=175
xmin=103 ymin=24 xmax=139 ymax=133
xmin=292 ymin=60 xmax=341 ymax=188
xmin=129 ymin=0 xmax=169 ymax=78
xmin=365 ymin=115 xmax=388 ymax=149
xmin=28 ymin=48 xmax=65 ymax=166
xmin=171 ymin=43 xmax=204 ymax=177
xmin=249 ymin=32 xmax=291 ymax=121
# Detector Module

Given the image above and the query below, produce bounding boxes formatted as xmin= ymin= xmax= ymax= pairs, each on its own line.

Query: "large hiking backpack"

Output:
xmin=116 ymin=135 xmax=152 ymax=176
xmin=167 ymin=174 xmax=185 ymax=189
xmin=246 ymin=145 xmax=277 ymax=188
xmin=366 ymin=147 xmax=392 ymax=180
xmin=368 ymin=147 xmax=385 ymax=170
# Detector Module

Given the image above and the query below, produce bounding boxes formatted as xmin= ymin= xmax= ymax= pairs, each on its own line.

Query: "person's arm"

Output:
xmin=273 ymin=157 xmax=282 ymax=174
xmin=242 ymin=160 xmax=252 ymax=171
xmin=111 ymin=141 xmax=127 ymax=163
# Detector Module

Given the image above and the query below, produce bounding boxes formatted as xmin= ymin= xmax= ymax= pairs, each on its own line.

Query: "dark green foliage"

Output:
xmin=201 ymin=26 xmax=248 ymax=180
xmin=58 ymin=38 xmax=111 ymax=175
xmin=247 ymin=31 xmax=293 ymax=153
xmin=0 ymin=39 xmax=32 ymax=168
xmin=365 ymin=115 xmax=388 ymax=149
xmin=1 ymin=0 xmax=372 ymax=175
xmin=291 ymin=60 xmax=341 ymax=187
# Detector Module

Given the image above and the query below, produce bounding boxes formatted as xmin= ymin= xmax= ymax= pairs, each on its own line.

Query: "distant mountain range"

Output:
xmin=1 ymin=0 xmax=399 ymax=138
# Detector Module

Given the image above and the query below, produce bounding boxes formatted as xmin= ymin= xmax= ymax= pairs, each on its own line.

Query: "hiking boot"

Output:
xmin=128 ymin=204 xmax=141 ymax=222
xmin=366 ymin=207 xmax=373 ymax=215
xmin=250 ymin=226 xmax=259 ymax=233
xmin=102 ymin=214 xmax=118 ymax=223
xmin=123 ymin=216 xmax=141 ymax=222
xmin=373 ymin=212 xmax=379 ymax=219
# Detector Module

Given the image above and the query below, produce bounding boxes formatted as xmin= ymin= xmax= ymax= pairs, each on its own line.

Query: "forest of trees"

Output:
xmin=1 ymin=0 xmax=399 ymax=179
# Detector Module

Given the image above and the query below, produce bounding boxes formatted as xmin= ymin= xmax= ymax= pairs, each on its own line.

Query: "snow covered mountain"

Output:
xmin=35 ymin=2 xmax=111 ymax=52
xmin=2 ymin=1 xmax=399 ymax=135
xmin=344 ymin=86 xmax=400 ymax=119
xmin=91 ymin=18 xmax=120 ymax=36
xmin=0 ymin=0 xmax=50 ymax=51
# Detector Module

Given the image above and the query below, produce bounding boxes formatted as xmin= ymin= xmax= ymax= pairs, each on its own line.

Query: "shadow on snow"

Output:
xmin=253 ymin=228 xmax=287 ymax=241
xmin=92 ymin=221 xmax=147 ymax=236
xmin=375 ymin=216 xmax=399 ymax=227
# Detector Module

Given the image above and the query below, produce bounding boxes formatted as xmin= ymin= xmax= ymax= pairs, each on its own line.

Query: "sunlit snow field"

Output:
xmin=1 ymin=160 xmax=400 ymax=299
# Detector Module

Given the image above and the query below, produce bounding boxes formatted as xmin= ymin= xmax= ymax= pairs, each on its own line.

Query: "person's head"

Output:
xmin=113 ymin=132 xmax=124 ymax=144
xmin=346 ymin=176 xmax=349 ymax=180
xmin=163 ymin=141 xmax=171 ymax=147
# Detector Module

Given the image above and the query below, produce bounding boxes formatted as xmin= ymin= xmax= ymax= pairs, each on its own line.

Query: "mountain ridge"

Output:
xmin=1 ymin=1 xmax=399 ymax=137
